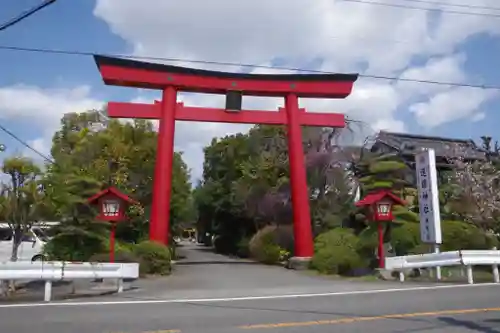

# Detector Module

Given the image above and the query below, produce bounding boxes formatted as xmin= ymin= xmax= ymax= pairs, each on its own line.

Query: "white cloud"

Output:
xmin=4 ymin=0 xmax=500 ymax=180
xmin=471 ymin=112 xmax=486 ymax=122
xmin=93 ymin=0 xmax=500 ymax=74
xmin=0 ymin=85 xmax=104 ymax=162
xmin=410 ymin=87 xmax=498 ymax=128
xmin=0 ymin=85 xmax=101 ymax=122
xmin=92 ymin=1 xmax=499 ymax=116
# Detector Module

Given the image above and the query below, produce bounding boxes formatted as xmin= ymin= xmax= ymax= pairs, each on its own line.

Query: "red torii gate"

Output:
xmin=94 ymin=55 xmax=358 ymax=267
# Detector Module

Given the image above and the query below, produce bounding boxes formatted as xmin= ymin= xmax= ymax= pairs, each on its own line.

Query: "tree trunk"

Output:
xmin=6 ymin=230 xmax=22 ymax=297
xmin=10 ymin=239 xmax=20 ymax=262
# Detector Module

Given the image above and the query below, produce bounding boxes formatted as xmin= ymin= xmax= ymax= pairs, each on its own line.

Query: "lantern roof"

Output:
xmin=87 ymin=186 xmax=137 ymax=205
xmin=355 ymin=189 xmax=406 ymax=207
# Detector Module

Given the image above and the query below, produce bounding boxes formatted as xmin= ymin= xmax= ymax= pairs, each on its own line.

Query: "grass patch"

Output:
xmin=303 ymin=269 xmax=380 ymax=281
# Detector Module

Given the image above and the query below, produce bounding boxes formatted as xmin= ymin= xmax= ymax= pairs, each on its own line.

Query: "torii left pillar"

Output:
xmin=94 ymin=55 xmax=358 ymax=268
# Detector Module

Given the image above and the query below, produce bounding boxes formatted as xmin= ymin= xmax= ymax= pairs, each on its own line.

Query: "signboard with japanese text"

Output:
xmin=415 ymin=149 xmax=442 ymax=244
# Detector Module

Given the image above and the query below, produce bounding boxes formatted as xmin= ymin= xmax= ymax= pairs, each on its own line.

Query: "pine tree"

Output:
xmin=355 ymin=152 xmax=419 ymax=259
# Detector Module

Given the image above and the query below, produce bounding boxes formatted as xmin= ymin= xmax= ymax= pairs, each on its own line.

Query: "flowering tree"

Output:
xmin=445 ymin=145 xmax=500 ymax=231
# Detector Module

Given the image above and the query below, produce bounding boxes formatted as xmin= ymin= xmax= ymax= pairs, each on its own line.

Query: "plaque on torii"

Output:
xmin=94 ymin=55 xmax=358 ymax=264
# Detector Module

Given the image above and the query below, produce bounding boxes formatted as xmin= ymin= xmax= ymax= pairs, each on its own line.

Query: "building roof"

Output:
xmin=373 ymin=131 xmax=486 ymax=160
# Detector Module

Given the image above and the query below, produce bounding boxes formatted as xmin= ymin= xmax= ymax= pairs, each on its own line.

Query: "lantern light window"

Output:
xmin=378 ymin=202 xmax=391 ymax=215
xmin=103 ymin=199 xmax=120 ymax=217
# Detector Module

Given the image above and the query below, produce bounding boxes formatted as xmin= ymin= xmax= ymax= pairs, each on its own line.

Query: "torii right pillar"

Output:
xmin=94 ymin=55 xmax=358 ymax=269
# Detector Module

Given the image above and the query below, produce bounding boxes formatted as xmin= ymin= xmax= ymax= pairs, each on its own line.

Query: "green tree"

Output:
xmin=0 ymin=156 xmax=45 ymax=261
xmin=353 ymin=150 xmax=417 ymax=256
xmin=196 ymin=124 xmax=356 ymax=254
xmin=44 ymin=110 xmax=192 ymax=259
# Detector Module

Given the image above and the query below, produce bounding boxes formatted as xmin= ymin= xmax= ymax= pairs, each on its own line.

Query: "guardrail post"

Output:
xmin=492 ymin=265 xmax=499 ymax=283
xmin=466 ymin=265 xmax=474 ymax=284
xmin=117 ymin=279 xmax=124 ymax=293
xmin=433 ymin=244 xmax=442 ymax=281
xmin=491 ymin=247 xmax=500 ymax=283
xmin=44 ymin=281 xmax=52 ymax=302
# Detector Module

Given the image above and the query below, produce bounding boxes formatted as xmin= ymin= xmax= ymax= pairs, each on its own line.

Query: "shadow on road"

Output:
xmin=175 ymin=261 xmax=260 ymax=266
xmin=21 ymin=280 xmax=71 ymax=290
xmin=175 ymin=244 xmax=259 ymax=265
xmin=191 ymin=246 xmax=218 ymax=253
xmin=438 ymin=316 xmax=500 ymax=333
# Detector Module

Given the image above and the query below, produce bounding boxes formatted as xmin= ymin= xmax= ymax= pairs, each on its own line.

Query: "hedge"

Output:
xmin=311 ymin=228 xmax=367 ymax=275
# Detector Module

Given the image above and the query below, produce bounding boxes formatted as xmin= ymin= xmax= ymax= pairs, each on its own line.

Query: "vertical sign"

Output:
xmin=415 ymin=148 xmax=442 ymax=244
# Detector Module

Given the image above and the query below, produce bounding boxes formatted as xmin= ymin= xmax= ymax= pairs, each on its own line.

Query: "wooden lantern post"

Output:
xmin=356 ymin=190 xmax=406 ymax=269
xmin=87 ymin=187 xmax=137 ymax=262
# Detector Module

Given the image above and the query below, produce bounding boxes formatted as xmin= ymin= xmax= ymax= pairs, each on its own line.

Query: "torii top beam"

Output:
xmin=94 ymin=55 xmax=358 ymax=98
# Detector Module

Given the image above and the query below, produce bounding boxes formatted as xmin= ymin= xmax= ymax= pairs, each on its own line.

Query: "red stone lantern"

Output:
xmin=88 ymin=187 xmax=137 ymax=262
xmin=355 ymin=190 xmax=406 ymax=268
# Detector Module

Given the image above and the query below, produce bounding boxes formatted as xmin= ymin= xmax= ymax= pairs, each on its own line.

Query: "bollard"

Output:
xmin=399 ymin=271 xmax=405 ymax=282
xmin=44 ymin=280 xmax=52 ymax=302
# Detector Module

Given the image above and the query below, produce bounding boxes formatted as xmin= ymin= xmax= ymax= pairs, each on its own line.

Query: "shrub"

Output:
xmin=271 ymin=225 xmax=294 ymax=255
xmin=237 ymin=237 xmax=250 ymax=258
xmin=43 ymin=228 xmax=107 ymax=262
xmin=391 ymin=223 xmax=421 ymax=255
xmin=311 ymin=228 xmax=366 ymax=275
xmin=440 ymin=221 xmax=499 ymax=251
xmin=89 ymin=250 xmax=146 ymax=277
xmin=133 ymin=240 xmax=172 ymax=275
xmin=314 ymin=228 xmax=359 ymax=252
xmin=362 ymin=220 xmax=500 ymax=256
xmin=357 ymin=225 xmax=378 ymax=258
xmin=89 ymin=250 xmax=139 ymax=263
xmin=249 ymin=226 xmax=283 ymax=265
xmin=213 ymin=235 xmax=235 ymax=255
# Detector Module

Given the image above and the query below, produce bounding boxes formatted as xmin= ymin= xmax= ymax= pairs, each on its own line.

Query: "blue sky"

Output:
xmin=0 ymin=0 xmax=499 ymax=177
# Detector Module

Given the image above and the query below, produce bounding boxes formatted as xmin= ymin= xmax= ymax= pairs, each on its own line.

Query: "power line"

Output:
xmin=1 ymin=44 xmax=499 ymax=91
xmin=0 ymin=0 xmax=58 ymax=32
xmin=342 ymin=0 xmax=500 ymax=18
xmin=394 ymin=0 xmax=500 ymax=11
xmin=0 ymin=123 xmax=54 ymax=163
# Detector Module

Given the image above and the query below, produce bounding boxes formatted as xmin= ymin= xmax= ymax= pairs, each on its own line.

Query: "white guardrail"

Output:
xmin=0 ymin=261 xmax=139 ymax=302
xmin=385 ymin=250 xmax=500 ymax=284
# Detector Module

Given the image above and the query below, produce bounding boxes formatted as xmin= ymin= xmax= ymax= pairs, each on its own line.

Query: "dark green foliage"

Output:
xmin=89 ymin=250 xmax=147 ymax=277
xmin=358 ymin=153 xmax=410 ymax=193
xmin=196 ymin=125 xmax=355 ymax=255
xmin=133 ymin=240 xmax=172 ymax=275
xmin=357 ymin=220 xmax=500 ymax=259
xmin=440 ymin=221 xmax=499 ymax=251
xmin=311 ymin=228 xmax=366 ymax=275
xmin=44 ymin=227 xmax=107 ymax=261
xmin=353 ymin=151 xmax=415 ymax=237
xmin=236 ymin=237 xmax=251 ymax=258
xmin=41 ymin=110 xmax=193 ymax=263
xmin=356 ymin=225 xmax=379 ymax=259
xmin=213 ymin=235 xmax=237 ymax=255
xmin=390 ymin=223 xmax=422 ymax=255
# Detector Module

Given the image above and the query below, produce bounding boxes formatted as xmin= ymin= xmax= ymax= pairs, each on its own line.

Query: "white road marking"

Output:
xmin=0 ymin=283 xmax=497 ymax=309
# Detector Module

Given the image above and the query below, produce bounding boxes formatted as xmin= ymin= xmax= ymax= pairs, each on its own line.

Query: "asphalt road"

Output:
xmin=1 ymin=243 xmax=499 ymax=333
